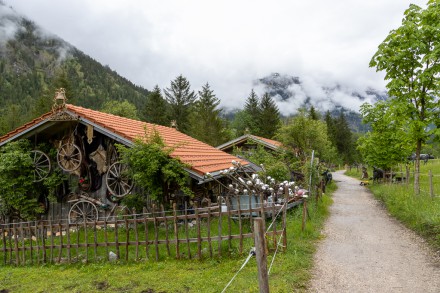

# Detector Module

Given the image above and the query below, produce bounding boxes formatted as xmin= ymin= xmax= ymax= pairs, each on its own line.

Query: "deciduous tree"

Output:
xmin=357 ymin=101 xmax=412 ymax=169
xmin=369 ymin=1 xmax=440 ymax=192
xmin=101 ymin=99 xmax=140 ymax=120
xmin=0 ymin=140 xmax=65 ymax=221
xmin=276 ymin=110 xmax=337 ymax=164
xmin=117 ymin=129 xmax=192 ymax=206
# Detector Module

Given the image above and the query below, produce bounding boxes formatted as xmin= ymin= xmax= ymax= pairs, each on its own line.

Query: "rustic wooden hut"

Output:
xmin=0 ymin=92 xmax=256 ymax=222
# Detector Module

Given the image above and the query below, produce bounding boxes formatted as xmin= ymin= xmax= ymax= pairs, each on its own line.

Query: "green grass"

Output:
xmin=0 ymin=184 xmax=336 ymax=292
xmin=0 ymin=186 xmax=335 ymax=292
xmin=345 ymin=162 xmax=440 ymax=250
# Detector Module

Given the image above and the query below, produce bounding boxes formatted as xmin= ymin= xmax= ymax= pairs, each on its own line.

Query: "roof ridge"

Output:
xmin=1 ymin=104 xmax=250 ymax=178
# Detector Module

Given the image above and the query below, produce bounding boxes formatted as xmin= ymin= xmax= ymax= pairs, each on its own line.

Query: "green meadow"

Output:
xmin=0 ymin=185 xmax=335 ymax=293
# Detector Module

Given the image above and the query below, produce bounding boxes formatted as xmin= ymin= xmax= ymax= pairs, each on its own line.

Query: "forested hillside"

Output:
xmin=0 ymin=5 xmax=150 ymax=135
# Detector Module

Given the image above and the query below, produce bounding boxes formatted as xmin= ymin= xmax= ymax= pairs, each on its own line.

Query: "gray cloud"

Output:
xmin=3 ymin=0 xmax=427 ymax=114
xmin=0 ymin=4 xmax=22 ymax=47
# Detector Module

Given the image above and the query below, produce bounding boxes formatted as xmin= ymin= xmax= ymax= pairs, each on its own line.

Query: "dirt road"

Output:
xmin=310 ymin=170 xmax=440 ymax=292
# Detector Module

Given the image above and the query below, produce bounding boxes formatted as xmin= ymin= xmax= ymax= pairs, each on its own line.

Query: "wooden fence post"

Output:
xmin=429 ymin=170 xmax=434 ymax=198
xmin=133 ymin=208 xmax=139 ymax=261
xmin=302 ymin=199 xmax=307 ymax=232
xmin=143 ymin=208 xmax=149 ymax=261
xmin=226 ymin=195 xmax=232 ymax=253
xmin=207 ymin=199 xmax=213 ymax=258
xmin=153 ymin=205 xmax=159 ymax=261
xmin=184 ymin=202 xmax=191 ymax=259
xmin=173 ymin=203 xmax=180 ymax=259
xmin=282 ymin=186 xmax=288 ymax=251
xmin=254 ymin=218 xmax=269 ymax=293
xmin=195 ymin=202 xmax=202 ymax=259
xmin=162 ymin=204 xmax=170 ymax=257
xmin=218 ymin=197 xmax=223 ymax=257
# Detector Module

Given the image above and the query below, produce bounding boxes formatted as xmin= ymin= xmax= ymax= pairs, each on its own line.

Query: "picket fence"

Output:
xmin=0 ymin=196 xmax=300 ymax=266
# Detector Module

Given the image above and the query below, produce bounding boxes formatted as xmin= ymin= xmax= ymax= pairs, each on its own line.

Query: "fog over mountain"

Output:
xmin=0 ymin=1 xmax=386 ymax=125
xmin=252 ymin=73 xmax=387 ymax=116
xmin=4 ymin=0 xmax=423 ymax=118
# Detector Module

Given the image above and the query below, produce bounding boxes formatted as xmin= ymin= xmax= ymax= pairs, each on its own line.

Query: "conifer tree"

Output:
xmin=164 ymin=75 xmax=197 ymax=133
xmin=242 ymin=89 xmax=260 ymax=135
xmin=308 ymin=106 xmax=320 ymax=120
xmin=143 ymin=85 xmax=170 ymax=126
xmin=188 ymin=83 xmax=229 ymax=146
xmin=324 ymin=110 xmax=337 ymax=146
xmin=334 ymin=112 xmax=354 ymax=164
xmin=258 ymin=93 xmax=281 ymax=138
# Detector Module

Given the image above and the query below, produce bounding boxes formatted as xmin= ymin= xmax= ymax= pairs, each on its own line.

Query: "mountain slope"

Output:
xmin=0 ymin=3 xmax=150 ymax=134
xmin=254 ymin=73 xmax=387 ymax=131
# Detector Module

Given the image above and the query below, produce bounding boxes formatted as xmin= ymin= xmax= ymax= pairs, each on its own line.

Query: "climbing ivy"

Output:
xmin=0 ymin=140 xmax=66 ymax=221
xmin=117 ymin=128 xmax=193 ymax=206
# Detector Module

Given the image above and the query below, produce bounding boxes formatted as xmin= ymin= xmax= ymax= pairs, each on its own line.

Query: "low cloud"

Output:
xmin=0 ymin=4 xmax=22 ymax=48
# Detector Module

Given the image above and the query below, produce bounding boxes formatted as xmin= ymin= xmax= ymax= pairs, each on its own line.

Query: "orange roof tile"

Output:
xmin=216 ymin=133 xmax=283 ymax=152
xmin=0 ymin=104 xmax=248 ymax=177
xmin=250 ymin=135 xmax=283 ymax=148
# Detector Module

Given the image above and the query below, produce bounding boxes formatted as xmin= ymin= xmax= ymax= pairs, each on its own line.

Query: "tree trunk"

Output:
xmin=414 ymin=139 xmax=422 ymax=195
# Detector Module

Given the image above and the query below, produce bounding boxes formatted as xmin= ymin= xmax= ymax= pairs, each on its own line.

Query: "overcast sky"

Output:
xmin=2 ymin=0 xmax=428 ymax=113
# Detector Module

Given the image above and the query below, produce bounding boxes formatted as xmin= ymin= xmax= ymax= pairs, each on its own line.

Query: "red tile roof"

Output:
xmin=0 ymin=104 xmax=248 ymax=177
xmin=216 ymin=134 xmax=283 ymax=152
xmin=251 ymin=135 xmax=283 ymax=148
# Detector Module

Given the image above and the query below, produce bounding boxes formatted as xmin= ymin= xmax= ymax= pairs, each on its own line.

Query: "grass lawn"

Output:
xmin=345 ymin=161 xmax=440 ymax=250
xmin=0 ymin=185 xmax=335 ymax=293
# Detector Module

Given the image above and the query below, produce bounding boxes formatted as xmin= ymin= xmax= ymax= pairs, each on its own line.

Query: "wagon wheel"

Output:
xmin=30 ymin=150 xmax=51 ymax=182
xmin=68 ymin=200 xmax=99 ymax=224
xmin=57 ymin=143 xmax=82 ymax=172
xmin=106 ymin=143 xmax=118 ymax=166
xmin=108 ymin=205 xmax=131 ymax=221
xmin=105 ymin=161 xmax=133 ymax=198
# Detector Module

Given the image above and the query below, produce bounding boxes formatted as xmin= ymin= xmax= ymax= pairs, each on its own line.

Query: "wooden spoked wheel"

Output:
xmin=30 ymin=150 xmax=51 ymax=182
xmin=107 ymin=205 xmax=131 ymax=221
xmin=57 ymin=143 xmax=82 ymax=172
xmin=68 ymin=200 xmax=99 ymax=224
xmin=105 ymin=162 xmax=133 ymax=198
xmin=106 ymin=143 xmax=119 ymax=166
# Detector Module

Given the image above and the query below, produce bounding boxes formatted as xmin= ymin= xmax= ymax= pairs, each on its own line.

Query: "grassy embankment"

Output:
xmin=0 ymin=185 xmax=335 ymax=293
xmin=345 ymin=161 xmax=440 ymax=251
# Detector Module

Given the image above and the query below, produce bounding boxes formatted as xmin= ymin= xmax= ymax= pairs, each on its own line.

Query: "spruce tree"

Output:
xmin=334 ymin=112 xmax=354 ymax=164
xmin=258 ymin=93 xmax=281 ymax=138
xmin=309 ymin=106 xmax=320 ymax=120
xmin=143 ymin=85 xmax=170 ymax=126
xmin=324 ymin=110 xmax=337 ymax=146
xmin=188 ymin=83 xmax=229 ymax=146
xmin=243 ymin=89 xmax=261 ymax=135
xmin=163 ymin=75 xmax=197 ymax=133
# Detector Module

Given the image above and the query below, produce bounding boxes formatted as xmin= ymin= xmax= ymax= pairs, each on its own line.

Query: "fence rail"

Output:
xmin=1 ymin=197 xmax=300 ymax=266
xmin=350 ymin=164 xmax=440 ymax=198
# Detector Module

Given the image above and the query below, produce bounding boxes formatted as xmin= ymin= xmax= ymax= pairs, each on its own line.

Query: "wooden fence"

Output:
xmin=0 ymin=196 xmax=300 ymax=266
xmin=350 ymin=163 xmax=440 ymax=197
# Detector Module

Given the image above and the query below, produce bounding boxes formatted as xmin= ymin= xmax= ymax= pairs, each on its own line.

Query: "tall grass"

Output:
xmin=345 ymin=162 xmax=440 ymax=250
xmin=0 ymin=186 xmax=335 ymax=292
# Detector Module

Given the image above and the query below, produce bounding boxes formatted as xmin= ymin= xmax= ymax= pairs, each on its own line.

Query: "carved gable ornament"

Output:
xmin=49 ymin=88 xmax=77 ymax=121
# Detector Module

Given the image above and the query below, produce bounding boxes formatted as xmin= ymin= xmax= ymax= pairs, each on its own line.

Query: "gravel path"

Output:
xmin=309 ymin=170 xmax=440 ymax=293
